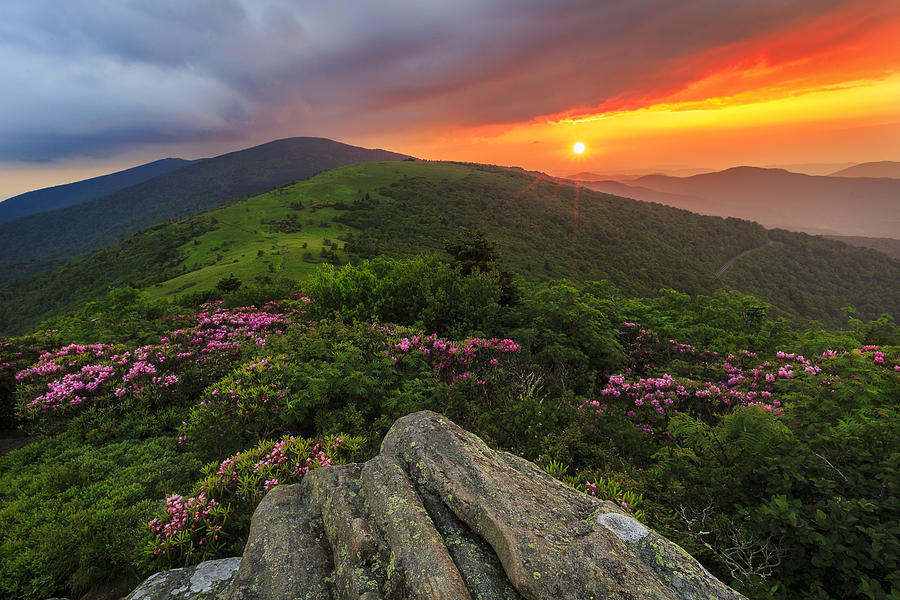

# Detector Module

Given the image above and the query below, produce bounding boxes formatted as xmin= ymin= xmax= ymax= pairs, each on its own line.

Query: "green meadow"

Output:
xmin=145 ymin=161 xmax=471 ymax=299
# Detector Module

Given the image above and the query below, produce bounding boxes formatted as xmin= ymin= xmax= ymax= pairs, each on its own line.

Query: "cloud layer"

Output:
xmin=1 ymin=0 xmax=894 ymax=161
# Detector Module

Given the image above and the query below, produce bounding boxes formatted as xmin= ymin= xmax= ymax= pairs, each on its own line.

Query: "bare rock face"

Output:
xmin=226 ymin=411 xmax=746 ymax=600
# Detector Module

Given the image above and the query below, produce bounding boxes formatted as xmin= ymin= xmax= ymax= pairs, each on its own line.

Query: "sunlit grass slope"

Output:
xmin=145 ymin=162 xmax=471 ymax=299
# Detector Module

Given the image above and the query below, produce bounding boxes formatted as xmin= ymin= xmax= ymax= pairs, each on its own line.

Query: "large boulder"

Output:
xmin=226 ymin=411 xmax=745 ymax=600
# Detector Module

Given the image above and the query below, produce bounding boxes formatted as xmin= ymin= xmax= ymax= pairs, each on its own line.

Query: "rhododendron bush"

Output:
xmin=0 ymin=334 xmax=58 ymax=430
xmin=147 ymin=433 xmax=361 ymax=565
xmin=13 ymin=300 xmax=306 ymax=432
xmin=582 ymin=322 xmax=900 ymax=437
xmin=178 ymin=319 xmax=524 ymax=458
xmin=575 ymin=322 xmax=900 ymax=599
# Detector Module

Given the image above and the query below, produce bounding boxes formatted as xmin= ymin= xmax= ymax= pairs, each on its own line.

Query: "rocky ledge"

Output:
xmin=128 ymin=411 xmax=745 ymax=600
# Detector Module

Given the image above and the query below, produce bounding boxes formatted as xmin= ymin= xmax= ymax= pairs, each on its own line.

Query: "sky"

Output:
xmin=2 ymin=0 xmax=899 ymax=199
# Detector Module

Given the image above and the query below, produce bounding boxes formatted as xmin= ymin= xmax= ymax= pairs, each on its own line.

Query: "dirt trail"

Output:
xmin=715 ymin=239 xmax=775 ymax=278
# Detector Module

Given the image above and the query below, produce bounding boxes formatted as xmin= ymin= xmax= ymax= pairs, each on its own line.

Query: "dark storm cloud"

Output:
xmin=0 ymin=0 xmax=865 ymax=161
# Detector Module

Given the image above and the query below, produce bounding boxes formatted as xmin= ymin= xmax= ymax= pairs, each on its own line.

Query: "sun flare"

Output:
xmin=573 ymin=141 xmax=585 ymax=154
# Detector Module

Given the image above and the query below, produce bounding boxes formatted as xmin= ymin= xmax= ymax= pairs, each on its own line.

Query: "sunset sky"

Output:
xmin=2 ymin=0 xmax=899 ymax=199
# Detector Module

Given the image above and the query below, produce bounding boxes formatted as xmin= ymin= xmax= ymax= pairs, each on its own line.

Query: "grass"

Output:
xmin=144 ymin=161 xmax=471 ymax=300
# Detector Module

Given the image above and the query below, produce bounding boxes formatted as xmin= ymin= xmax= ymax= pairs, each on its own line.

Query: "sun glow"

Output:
xmin=573 ymin=142 xmax=585 ymax=154
xmin=437 ymin=72 xmax=900 ymax=175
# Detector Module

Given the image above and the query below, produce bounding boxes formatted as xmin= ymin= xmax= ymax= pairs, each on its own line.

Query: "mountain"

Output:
xmin=566 ymin=167 xmax=711 ymax=180
xmin=1 ymin=161 xmax=897 ymax=334
xmin=829 ymin=161 xmax=900 ymax=178
xmin=0 ymin=138 xmax=409 ymax=287
xmin=567 ymin=171 xmax=644 ymax=181
xmin=763 ymin=162 xmax=855 ymax=175
xmin=567 ymin=179 xmax=711 ymax=214
xmin=630 ymin=166 xmax=900 ymax=238
xmin=822 ymin=235 xmax=900 ymax=260
xmin=0 ymin=158 xmax=194 ymax=224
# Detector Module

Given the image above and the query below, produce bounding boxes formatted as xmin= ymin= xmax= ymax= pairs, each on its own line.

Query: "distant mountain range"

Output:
xmin=823 ymin=236 xmax=900 ymax=260
xmin=566 ymin=167 xmax=711 ymax=180
xmin=572 ymin=166 xmax=899 ymax=239
xmin=828 ymin=161 xmax=900 ymax=178
xmin=763 ymin=162 xmax=855 ymax=176
xmin=0 ymin=158 xmax=195 ymax=224
xmin=0 ymin=138 xmax=408 ymax=286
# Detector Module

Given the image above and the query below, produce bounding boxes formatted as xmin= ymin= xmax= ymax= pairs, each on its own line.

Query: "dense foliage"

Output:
xmin=0 ymin=252 xmax=897 ymax=600
xmin=0 ymin=218 xmax=215 ymax=335
xmin=722 ymin=229 xmax=900 ymax=325
xmin=337 ymin=164 xmax=768 ymax=297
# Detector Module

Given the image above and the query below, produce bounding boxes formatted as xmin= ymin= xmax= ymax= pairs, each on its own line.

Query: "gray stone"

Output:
xmin=359 ymin=453 xmax=471 ymax=599
xmin=382 ymin=411 xmax=744 ymax=600
xmin=597 ymin=511 xmax=651 ymax=544
xmin=124 ymin=557 xmax=240 ymax=600
xmin=227 ymin=483 xmax=335 ymax=600
xmin=306 ymin=463 xmax=385 ymax=600
xmin=127 ymin=411 xmax=746 ymax=600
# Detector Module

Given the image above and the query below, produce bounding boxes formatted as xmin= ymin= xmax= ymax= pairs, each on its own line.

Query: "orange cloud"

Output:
xmin=390 ymin=1 xmax=899 ymax=175
xmin=550 ymin=1 xmax=900 ymax=123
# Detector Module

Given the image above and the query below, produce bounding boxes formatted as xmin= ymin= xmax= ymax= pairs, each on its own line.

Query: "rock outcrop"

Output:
xmin=124 ymin=557 xmax=241 ymax=600
xmin=128 ymin=411 xmax=746 ymax=599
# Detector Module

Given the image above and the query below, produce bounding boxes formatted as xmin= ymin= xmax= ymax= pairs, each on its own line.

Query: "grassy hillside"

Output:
xmin=1 ymin=161 xmax=897 ymax=334
xmin=334 ymin=163 xmax=767 ymax=296
xmin=0 ymin=138 xmax=408 ymax=287
xmin=0 ymin=217 xmax=216 ymax=333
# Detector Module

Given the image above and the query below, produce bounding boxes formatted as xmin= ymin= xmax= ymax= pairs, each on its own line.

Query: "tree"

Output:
xmin=215 ymin=274 xmax=242 ymax=293
xmin=444 ymin=227 xmax=499 ymax=276
xmin=444 ymin=227 xmax=518 ymax=306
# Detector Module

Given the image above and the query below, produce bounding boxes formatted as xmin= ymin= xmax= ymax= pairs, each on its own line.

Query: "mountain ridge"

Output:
xmin=0 ymin=157 xmax=194 ymax=224
xmin=829 ymin=160 xmax=900 ymax=178
xmin=625 ymin=166 xmax=900 ymax=237
xmin=0 ymin=138 xmax=409 ymax=287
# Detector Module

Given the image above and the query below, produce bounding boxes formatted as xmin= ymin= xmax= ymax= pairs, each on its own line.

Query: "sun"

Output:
xmin=573 ymin=141 xmax=585 ymax=154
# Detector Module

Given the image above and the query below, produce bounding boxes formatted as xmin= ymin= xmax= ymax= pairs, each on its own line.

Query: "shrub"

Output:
xmin=305 ymin=256 xmax=505 ymax=338
xmin=508 ymin=280 xmax=623 ymax=396
xmin=146 ymin=433 xmax=362 ymax=567
xmin=0 ymin=436 xmax=203 ymax=600
xmin=14 ymin=303 xmax=302 ymax=433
